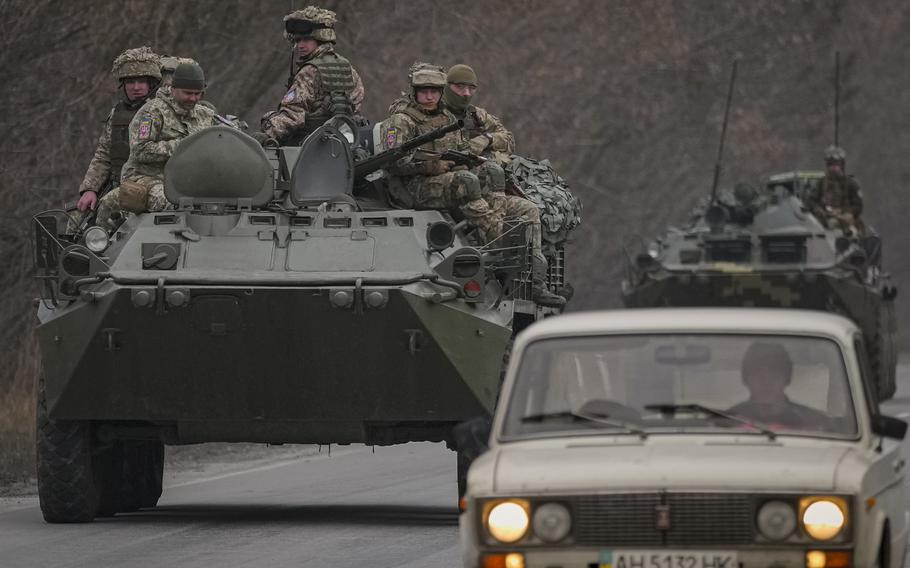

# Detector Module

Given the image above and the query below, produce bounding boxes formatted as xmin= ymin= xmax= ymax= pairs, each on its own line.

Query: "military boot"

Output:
xmin=531 ymin=254 xmax=566 ymax=308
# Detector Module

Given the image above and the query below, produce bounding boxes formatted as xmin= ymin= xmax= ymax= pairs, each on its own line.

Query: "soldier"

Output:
xmin=74 ymin=47 xmax=161 ymax=218
xmin=442 ymin=64 xmax=514 ymax=165
xmin=807 ymin=145 xmax=864 ymax=233
xmin=160 ymin=56 xmax=198 ymax=91
xmin=383 ymin=63 xmax=564 ymax=307
xmin=258 ymin=6 xmax=365 ymax=145
xmin=95 ymin=62 xmax=216 ymax=228
xmin=443 ymin=64 xmax=564 ymax=306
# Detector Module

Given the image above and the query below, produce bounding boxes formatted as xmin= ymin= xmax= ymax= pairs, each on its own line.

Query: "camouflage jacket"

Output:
xmin=453 ymin=104 xmax=514 ymax=158
xmin=382 ymin=101 xmax=464 ymax=177
xmin=77 ymin=96 xmax=148 ymax=194
xmin=808 ymin=173 xmax=863 ymax=218
xmin=120 ymin=91 xmax=216 ymax=183
xmin=262 ymin=44 xmax=365 ymax=143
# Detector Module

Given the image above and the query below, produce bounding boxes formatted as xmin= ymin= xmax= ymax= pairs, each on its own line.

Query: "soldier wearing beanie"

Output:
xmin=74 ymin=47 xmax=161 ymax=218
xmin=95 ymin=62 xmax=217 ymax=229
xmin=257 ymin=6 xmax=365 ymax=145
xmin=443 ymin=63 xmax=563 ymax=307
xmin=443 ymin=64 xmax=514 ymax=165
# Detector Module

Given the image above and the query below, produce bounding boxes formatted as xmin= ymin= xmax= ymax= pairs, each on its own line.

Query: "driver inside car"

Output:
xmin=727 ymin=342 xmax=831 ymax=430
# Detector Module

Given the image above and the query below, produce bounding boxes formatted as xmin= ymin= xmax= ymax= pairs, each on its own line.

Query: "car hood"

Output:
xmin=490 ymin=441 xmax=852 ymax=494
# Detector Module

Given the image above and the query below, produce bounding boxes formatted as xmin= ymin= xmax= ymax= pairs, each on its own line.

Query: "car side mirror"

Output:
xmin=872 ymin=414 xmax=908 ymax=440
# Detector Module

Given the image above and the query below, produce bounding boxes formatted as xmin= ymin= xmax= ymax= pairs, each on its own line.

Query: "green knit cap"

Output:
xmin=447 ymin=64 xmax=477 ymax=86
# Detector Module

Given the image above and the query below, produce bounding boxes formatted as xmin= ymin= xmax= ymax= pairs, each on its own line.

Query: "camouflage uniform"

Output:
xmin=807 ymin=146 xmax=864 ymax=232
xmin=383 ymin=98 xmax=501 ymax=239
xmin=72 ymin=47 xmax=160 ymax=231
xmin=96 ymin=89 xmax=216 ymax=227
xmin=261 ymin=7 xmax=365 ymax=144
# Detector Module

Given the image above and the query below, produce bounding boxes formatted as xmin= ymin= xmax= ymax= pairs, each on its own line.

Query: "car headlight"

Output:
xmin=486 ymin=500 xmax=530 ymax=543
xmin=801 ymin=497 xmax=847 ymax=541
xmin=83 ymin=226 xmax=110 ymax=253
xmin=757 ymin=500 xmax=797 ymax=540
xmin=532 ymin=502 xmax=572 ymax=543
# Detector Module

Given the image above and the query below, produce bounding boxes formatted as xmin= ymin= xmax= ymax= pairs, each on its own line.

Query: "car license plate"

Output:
xmin=599 ymin=550 xmax=738 ymax=568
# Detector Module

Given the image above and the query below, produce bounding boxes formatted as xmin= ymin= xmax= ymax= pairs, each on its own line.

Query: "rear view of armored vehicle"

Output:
xmin=31 ymin=118 xmax=567 ymax=522
xmin=621 ymin=173 xmax=898 ymax=400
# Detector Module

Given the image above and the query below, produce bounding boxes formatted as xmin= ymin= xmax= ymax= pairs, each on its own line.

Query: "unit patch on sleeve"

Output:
xmin=137 ymin=116 xmax=153 ymax=140
xmin=386 ymin=127 xmax=398 ymax=148
xmin=282 ymin=89 xmax=297 ymax=103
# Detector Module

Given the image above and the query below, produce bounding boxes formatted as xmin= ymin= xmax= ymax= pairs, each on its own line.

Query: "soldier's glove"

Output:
xmin=425 ymin=160 xmax=455 ymax=175
xmin=467 ymin=135 xmax=491 ymax=155
xmin=249 ymin=131 xmax=276 ymax=147
xmin=119 ymin=180 xmax=150 ymax=214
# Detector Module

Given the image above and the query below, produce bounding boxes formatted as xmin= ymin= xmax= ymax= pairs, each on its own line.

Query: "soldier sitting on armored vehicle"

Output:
xmin=805 ymin=145 xmax=864 ymax=234
xmin=73 ymin=47 xmax=161 ymax=224
xmin=256 ymin=5 xmax=365 ymax=146
xmin=383 ymin=62 xmax=565 ymax=307
xmin=96 ymin=62 xmax=217 ymax=230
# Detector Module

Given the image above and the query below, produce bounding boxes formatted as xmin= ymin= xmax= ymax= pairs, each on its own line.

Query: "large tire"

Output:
xmin=96 ymin=442 xmax=142 ymax=516
xmin=36 ymin=374 xmax=101 ymax=523
xmin=870 ymin=305 xmax=897 ymax=401
xmin=97 ymin=440 xmax=165 ymax=515
xmin=138 ymin=440 xmax=165 ymax=508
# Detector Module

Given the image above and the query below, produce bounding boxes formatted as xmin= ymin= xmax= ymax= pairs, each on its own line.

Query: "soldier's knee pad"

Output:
xmin=477 ymin=162 xmax=506 ymax=193
xmin=453 ymin=171 xmax=484 ymax=202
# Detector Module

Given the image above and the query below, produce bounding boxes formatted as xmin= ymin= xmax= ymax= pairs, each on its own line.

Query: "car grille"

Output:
xmin=571 ymin=492 xmax=755 ymax=546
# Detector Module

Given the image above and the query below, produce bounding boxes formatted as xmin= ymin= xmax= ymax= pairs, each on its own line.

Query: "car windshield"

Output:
xmin=501 ymin=334 xmax=858 ymax=440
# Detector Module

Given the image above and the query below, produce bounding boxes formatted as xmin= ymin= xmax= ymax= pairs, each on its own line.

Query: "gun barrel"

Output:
xmin=354 ymin=119 xmax=464 ymax=179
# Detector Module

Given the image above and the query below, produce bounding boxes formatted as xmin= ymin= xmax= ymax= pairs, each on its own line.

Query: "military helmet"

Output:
xmin=284 ymin=6 xmax=337 ymax=43
xmin=447 ymin=64 xmax=478 ymax=87
xmin=112 ymin=46 xmax=161 ymax=81
xmin=824 ymin=144 xmax=847 ymax=164
xmin=409 ymin=62 xmax=447 ymax=89
xmin=161 ymin=56 xmax=198 ymax=75
xmin=171 ymin=62 xmax=206 ymax=90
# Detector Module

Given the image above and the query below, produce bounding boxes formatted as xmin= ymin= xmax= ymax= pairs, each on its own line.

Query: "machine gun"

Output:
xmin=439 ymin=149 xmax=486 ymax=168
xmin=353 ymin=119 xmax=464 ymax=180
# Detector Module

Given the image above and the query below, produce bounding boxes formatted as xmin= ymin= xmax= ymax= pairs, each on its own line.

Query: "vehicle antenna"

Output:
xmin=834 ymin=50 xmax=840 ymax=146
xmin=710 ymin=59 xmax=738 ymax=204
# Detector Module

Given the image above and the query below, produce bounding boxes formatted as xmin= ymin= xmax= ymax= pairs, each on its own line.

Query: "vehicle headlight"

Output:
xmin=801 ymin=498 xmax=847 ymax=541
xmin=485 ymin=500 xmax=530 ymax=543
xmin=757 ymin=500 xmax=797 ymax=540
xmin=83 ymin=226 xmax=110 ymax=253
xmin=532 ymin=502 xmax=572 ymax=543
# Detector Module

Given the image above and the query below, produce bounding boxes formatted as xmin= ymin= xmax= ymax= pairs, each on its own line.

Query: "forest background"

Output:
xmin=2 ymin=0 xmax=908 ymax=482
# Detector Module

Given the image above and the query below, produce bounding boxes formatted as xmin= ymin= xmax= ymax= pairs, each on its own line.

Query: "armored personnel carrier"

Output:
xmin=621 ymin=172 xmax=898 ymax=401
xmin=31 ymin=118 xmax=566 ymax=522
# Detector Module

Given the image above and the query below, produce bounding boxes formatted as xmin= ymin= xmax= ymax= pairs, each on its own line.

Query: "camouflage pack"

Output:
xmin=505 ymin=155 xmax=581 ymax=244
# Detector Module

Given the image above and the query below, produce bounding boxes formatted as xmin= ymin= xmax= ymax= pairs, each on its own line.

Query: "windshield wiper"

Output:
xmin=644 ymin=403 xmax=777 ymax=440
xmin=521 ymin=410 xmax=648 ymax=439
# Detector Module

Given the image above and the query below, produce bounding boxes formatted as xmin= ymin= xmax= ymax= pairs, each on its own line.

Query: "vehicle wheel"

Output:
xmin=456 ymin=449 xmax=471 ymax=501
xmin=870 ymin=306 xmax=897 ymax=401
xmin=96 ymin=441 xmax=144 ymax=516
xmin=36 ymin=373 xmax=101 ymax=523
xmin=138 ymin=440 xmax=165 ymax=508
xmin=876 ymin=526 xmax=890 ymax=568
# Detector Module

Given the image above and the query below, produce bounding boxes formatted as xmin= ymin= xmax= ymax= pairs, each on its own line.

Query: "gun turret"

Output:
xmin=353 ymin=119 xmax=464 ymax=180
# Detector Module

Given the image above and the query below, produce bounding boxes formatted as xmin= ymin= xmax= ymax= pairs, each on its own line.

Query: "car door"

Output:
xmin=854 ymin=335 xmax=906 ymax=561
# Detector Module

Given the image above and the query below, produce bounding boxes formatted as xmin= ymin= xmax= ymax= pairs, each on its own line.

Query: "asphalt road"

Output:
xmin=1 ymin=359 xmax=908 ymax=568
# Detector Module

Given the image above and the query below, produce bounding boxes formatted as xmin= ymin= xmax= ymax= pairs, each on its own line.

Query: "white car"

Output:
xmin=460 ymin=308 xmax=907 ymax=568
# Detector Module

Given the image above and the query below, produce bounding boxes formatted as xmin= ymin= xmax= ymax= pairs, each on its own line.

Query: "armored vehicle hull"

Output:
xmin=33 ymin=123 xmax=566 ymax=522
xmin=622 ymin=173 xmax=897 ymax=401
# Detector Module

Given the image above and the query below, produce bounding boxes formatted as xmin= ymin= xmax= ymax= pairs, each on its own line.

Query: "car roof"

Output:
xmin=518 ymin=308 xmax=858 ymax=346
